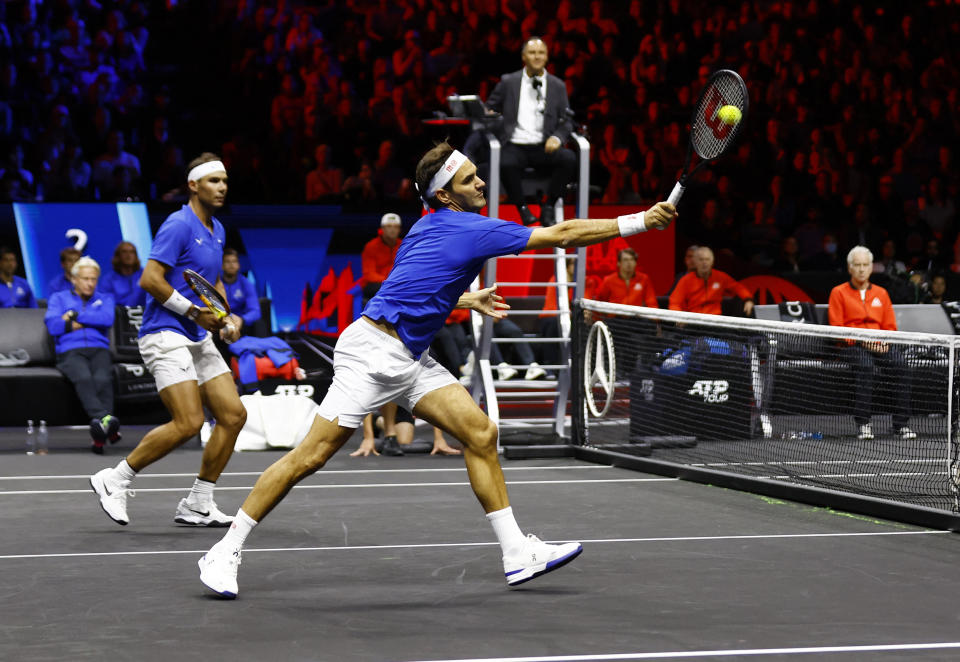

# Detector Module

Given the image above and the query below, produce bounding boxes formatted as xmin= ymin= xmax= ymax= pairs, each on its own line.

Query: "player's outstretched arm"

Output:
xmin=457 ymin=285 xmax=510 ymax=319
xmin=525 ymin=202 xmax=676 ymax=250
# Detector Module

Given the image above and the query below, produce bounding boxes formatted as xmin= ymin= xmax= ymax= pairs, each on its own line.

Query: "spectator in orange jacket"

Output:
xmin=669 ymin=246 xmax=754 ymax=316
xmin=595 ymin=248 xmax=658 ymax=308
xmin=593 ymin=248 xmax=659 ymax=376
xmin=361 ymin=212 xmax=402 ymax=302
xmin=828 ymin=245 xmax=915 ymax=441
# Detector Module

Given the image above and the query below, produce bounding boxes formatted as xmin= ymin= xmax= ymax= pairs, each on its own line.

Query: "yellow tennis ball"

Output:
xmin=717 ymin=105 xmax=742 ymax=126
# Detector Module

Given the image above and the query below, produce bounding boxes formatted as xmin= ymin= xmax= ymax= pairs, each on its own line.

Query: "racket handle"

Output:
xmin=667 ymin=181 xmax=685 ymax=207
xmin=223 ymin=323 xmax=236 ymax=344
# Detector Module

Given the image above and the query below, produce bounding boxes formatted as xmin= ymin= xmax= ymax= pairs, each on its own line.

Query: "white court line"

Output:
xmin=0 ymin=530 xmax=946 ymax=561
xmin=0 ymin=465 xmax=614 ymax=481
xmin=402 ymin=641 xmax=960 ymax=661
xmin=0 ymin=477 xmax=677 ymax=496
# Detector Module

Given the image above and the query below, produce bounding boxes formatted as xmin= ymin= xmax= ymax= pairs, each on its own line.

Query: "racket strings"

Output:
xmin=692 ymin=74 xmax=747 ymax=160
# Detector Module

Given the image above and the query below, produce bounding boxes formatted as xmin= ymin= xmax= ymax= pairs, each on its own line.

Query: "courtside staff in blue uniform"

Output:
xmin=0 ymin=246 xmax=37 ymax=308
xmin=90 ymin=153 xmax=247 ymax=528
xmin=100 ymin=241 xmax=147 ymax=307
xmin=221 ymin=248 xmax=260 ymax=331
xmin=199 ymin=142 xmax=677 ymax=598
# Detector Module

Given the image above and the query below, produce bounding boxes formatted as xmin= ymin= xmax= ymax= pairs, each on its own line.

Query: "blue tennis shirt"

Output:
xmin=363 ymin=208 xmax=533 ymax=355
xmin=140 ymin=204 xmax=226 ymax=341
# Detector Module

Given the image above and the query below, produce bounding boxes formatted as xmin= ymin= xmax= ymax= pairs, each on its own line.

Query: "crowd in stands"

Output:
xmin=1 ymin=0 xmax=959 ymax=291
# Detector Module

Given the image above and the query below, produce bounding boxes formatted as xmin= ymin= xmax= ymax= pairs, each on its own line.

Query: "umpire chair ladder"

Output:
xmin=466 ymin=131 xmax=590 ymax=446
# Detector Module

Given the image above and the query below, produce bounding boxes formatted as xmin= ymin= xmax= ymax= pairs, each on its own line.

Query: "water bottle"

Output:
xmin=36 ymin=420 xmax=48 ymax=455
xmin=25 ymin=420 xmax=35 ymax=455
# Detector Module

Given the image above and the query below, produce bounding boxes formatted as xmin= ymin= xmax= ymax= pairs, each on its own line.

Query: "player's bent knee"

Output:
xmin=217 ymin=404 xmax=247 ymax=431
xmin=463 ymin=419 xmax=499 ymax=454
xmin=174 ymin=414 xmax=205 ymax=440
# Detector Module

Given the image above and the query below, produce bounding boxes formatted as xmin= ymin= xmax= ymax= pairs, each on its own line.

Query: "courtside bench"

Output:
xmin=0 ymin=306 xmax=164 ymax=427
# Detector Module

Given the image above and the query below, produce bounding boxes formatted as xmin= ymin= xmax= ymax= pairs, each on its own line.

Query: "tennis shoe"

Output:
xmin=89 ymin=468 xmax=132 ymax=525
xmin=199 ymin=541 xmax=241 ymax=598
xmin=524 ymin=363 xmax=547 ymax=380
xmin=174 ymin=498 xmax=234 ymax=527
xmin=102 ymin=415 xmax=121 ymax=444
xmin=858 ymin=424 xmax=874 ymax=440
xmin=89 ymin=417 xmax=107 ymax=443
xmin=899 ymin=427 xmax=917 ymax=440
xmin=502 ymin=534 xmax=582 ymax=586
xmin=497 ymin=363 xmax=518 ymax=381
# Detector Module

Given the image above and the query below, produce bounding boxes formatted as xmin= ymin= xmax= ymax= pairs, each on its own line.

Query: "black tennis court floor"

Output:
xmin=2 ymin=426 xmax=960 ymax=662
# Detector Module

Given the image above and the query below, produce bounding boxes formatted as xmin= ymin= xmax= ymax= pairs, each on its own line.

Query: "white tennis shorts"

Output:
xmin=317 ymin=318 xmax=458 ymax=428
xmin=138 ymin=330 xmax=231 ymax=392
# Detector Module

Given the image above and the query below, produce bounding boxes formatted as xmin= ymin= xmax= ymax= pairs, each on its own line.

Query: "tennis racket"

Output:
xmin=183 ymin=269 xmax=236 ymax=339
xmin=666 ymin=69 xmax=749 ymax=207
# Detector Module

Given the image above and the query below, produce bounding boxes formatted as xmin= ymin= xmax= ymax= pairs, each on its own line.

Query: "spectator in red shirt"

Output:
xmin=593 ymin=248 xmax=658 ymax=376
xmin=595 ymin=248 xmax=657 ymax=308
xmin=361 ymin=212 xmax=402 ymax=302
xmin=828 ymin=245 xmax=915 ymax=441
xmin=669 ymin=246 xmax=754 ymax=317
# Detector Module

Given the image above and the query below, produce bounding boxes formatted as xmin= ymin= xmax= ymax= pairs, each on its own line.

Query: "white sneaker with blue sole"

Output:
xmin=199 ymin=541 xmax=241 ymax=598
xmin=503 ymin=534 xmax=582 ymax=586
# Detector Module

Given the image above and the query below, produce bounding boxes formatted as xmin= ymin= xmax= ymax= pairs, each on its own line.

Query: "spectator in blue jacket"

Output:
xmin=47 ymin=246 xmax=82 ymax=297
xmin=221 ymin=248 xmax=261 ymax=332
xmin=0 ymin=246 xmax=37 ymax=308
xmin=100 ymin=241 xmax=146 ymax=307
xmin=44 ymin=256 xmax=119 ymax=454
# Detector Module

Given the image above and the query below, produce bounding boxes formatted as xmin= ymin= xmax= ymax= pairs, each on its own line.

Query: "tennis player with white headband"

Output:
xmin=198 ymin=141 xmax=676 ymax=598
xmin=90 ymin=152 xmax=248 ymax=530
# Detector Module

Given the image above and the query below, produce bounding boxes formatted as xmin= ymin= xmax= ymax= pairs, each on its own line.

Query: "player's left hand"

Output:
xmin=472 ymin=284 xmax=510 ymax=319
xmin=219 ymin=314 xmax=243 ymax=344
xmin=544 ymin=136 xmax=561 ymax=154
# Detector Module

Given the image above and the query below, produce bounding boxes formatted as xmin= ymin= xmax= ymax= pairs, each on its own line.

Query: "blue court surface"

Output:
xmin=2 ymin=426 xmax=960 ymax=662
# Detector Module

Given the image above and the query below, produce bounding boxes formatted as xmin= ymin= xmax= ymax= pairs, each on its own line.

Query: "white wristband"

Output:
xmin=617 ymin=212 xmax=647 ymax=236
xmin=163 ymin=289 xmax=193 ymax=316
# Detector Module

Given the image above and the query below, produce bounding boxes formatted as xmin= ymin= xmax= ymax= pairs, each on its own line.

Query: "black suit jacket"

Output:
xmin=486 ymin=70 xmax=574 ymax=146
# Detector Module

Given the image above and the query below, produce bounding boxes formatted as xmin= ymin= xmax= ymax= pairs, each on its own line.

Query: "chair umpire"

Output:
xmin=485 ymin=36 xmax=576 ymax=227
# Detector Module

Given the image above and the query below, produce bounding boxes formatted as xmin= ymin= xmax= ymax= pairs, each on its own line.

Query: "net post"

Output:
xmin=570 ymin=300 xmax=585 ymax=447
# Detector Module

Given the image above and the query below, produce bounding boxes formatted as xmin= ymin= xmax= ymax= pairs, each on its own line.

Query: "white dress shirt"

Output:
xmin=510 ymin=70 xmax=547 ymax=145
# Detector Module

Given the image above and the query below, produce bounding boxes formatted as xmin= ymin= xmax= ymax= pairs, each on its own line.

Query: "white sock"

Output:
xmin=114 ymin=459 xmax=136 ymax=483
xmin=219 ymin=508 xmax=257 ymax=550
xmin=486 ymin=506 xmax=526 ymax=556
xmin=188 ymin=478 xmax=215 ymax=503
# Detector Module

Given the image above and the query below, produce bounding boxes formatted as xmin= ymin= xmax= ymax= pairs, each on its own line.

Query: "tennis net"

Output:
xmin=571 ymin=299 xmax=960 ymax=514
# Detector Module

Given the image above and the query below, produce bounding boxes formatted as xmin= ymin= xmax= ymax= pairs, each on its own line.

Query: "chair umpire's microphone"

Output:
xmin=531 ymin=77 xmax=542 ymax=100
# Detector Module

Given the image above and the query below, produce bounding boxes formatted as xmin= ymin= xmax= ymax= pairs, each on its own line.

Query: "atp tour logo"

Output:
xmin=275 ymin=384 xmax=315 ymax=398
xmin=688 ymin=379 xmax=729 ymax=403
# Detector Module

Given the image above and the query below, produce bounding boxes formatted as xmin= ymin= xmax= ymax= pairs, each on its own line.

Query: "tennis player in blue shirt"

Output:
xmin=199 ymin=142 xmax=676 ymax=598
xmin=90 ymin=153 xmax=247 ymax=529
xmin=0 ymin=246 xmax=38 ymax=308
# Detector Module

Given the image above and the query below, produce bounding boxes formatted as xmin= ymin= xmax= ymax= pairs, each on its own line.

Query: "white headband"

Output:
xmin=187 ymin=160 xmax=227 ymax=182
xmin=425 ymin=150 xmax=466 ymax=198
